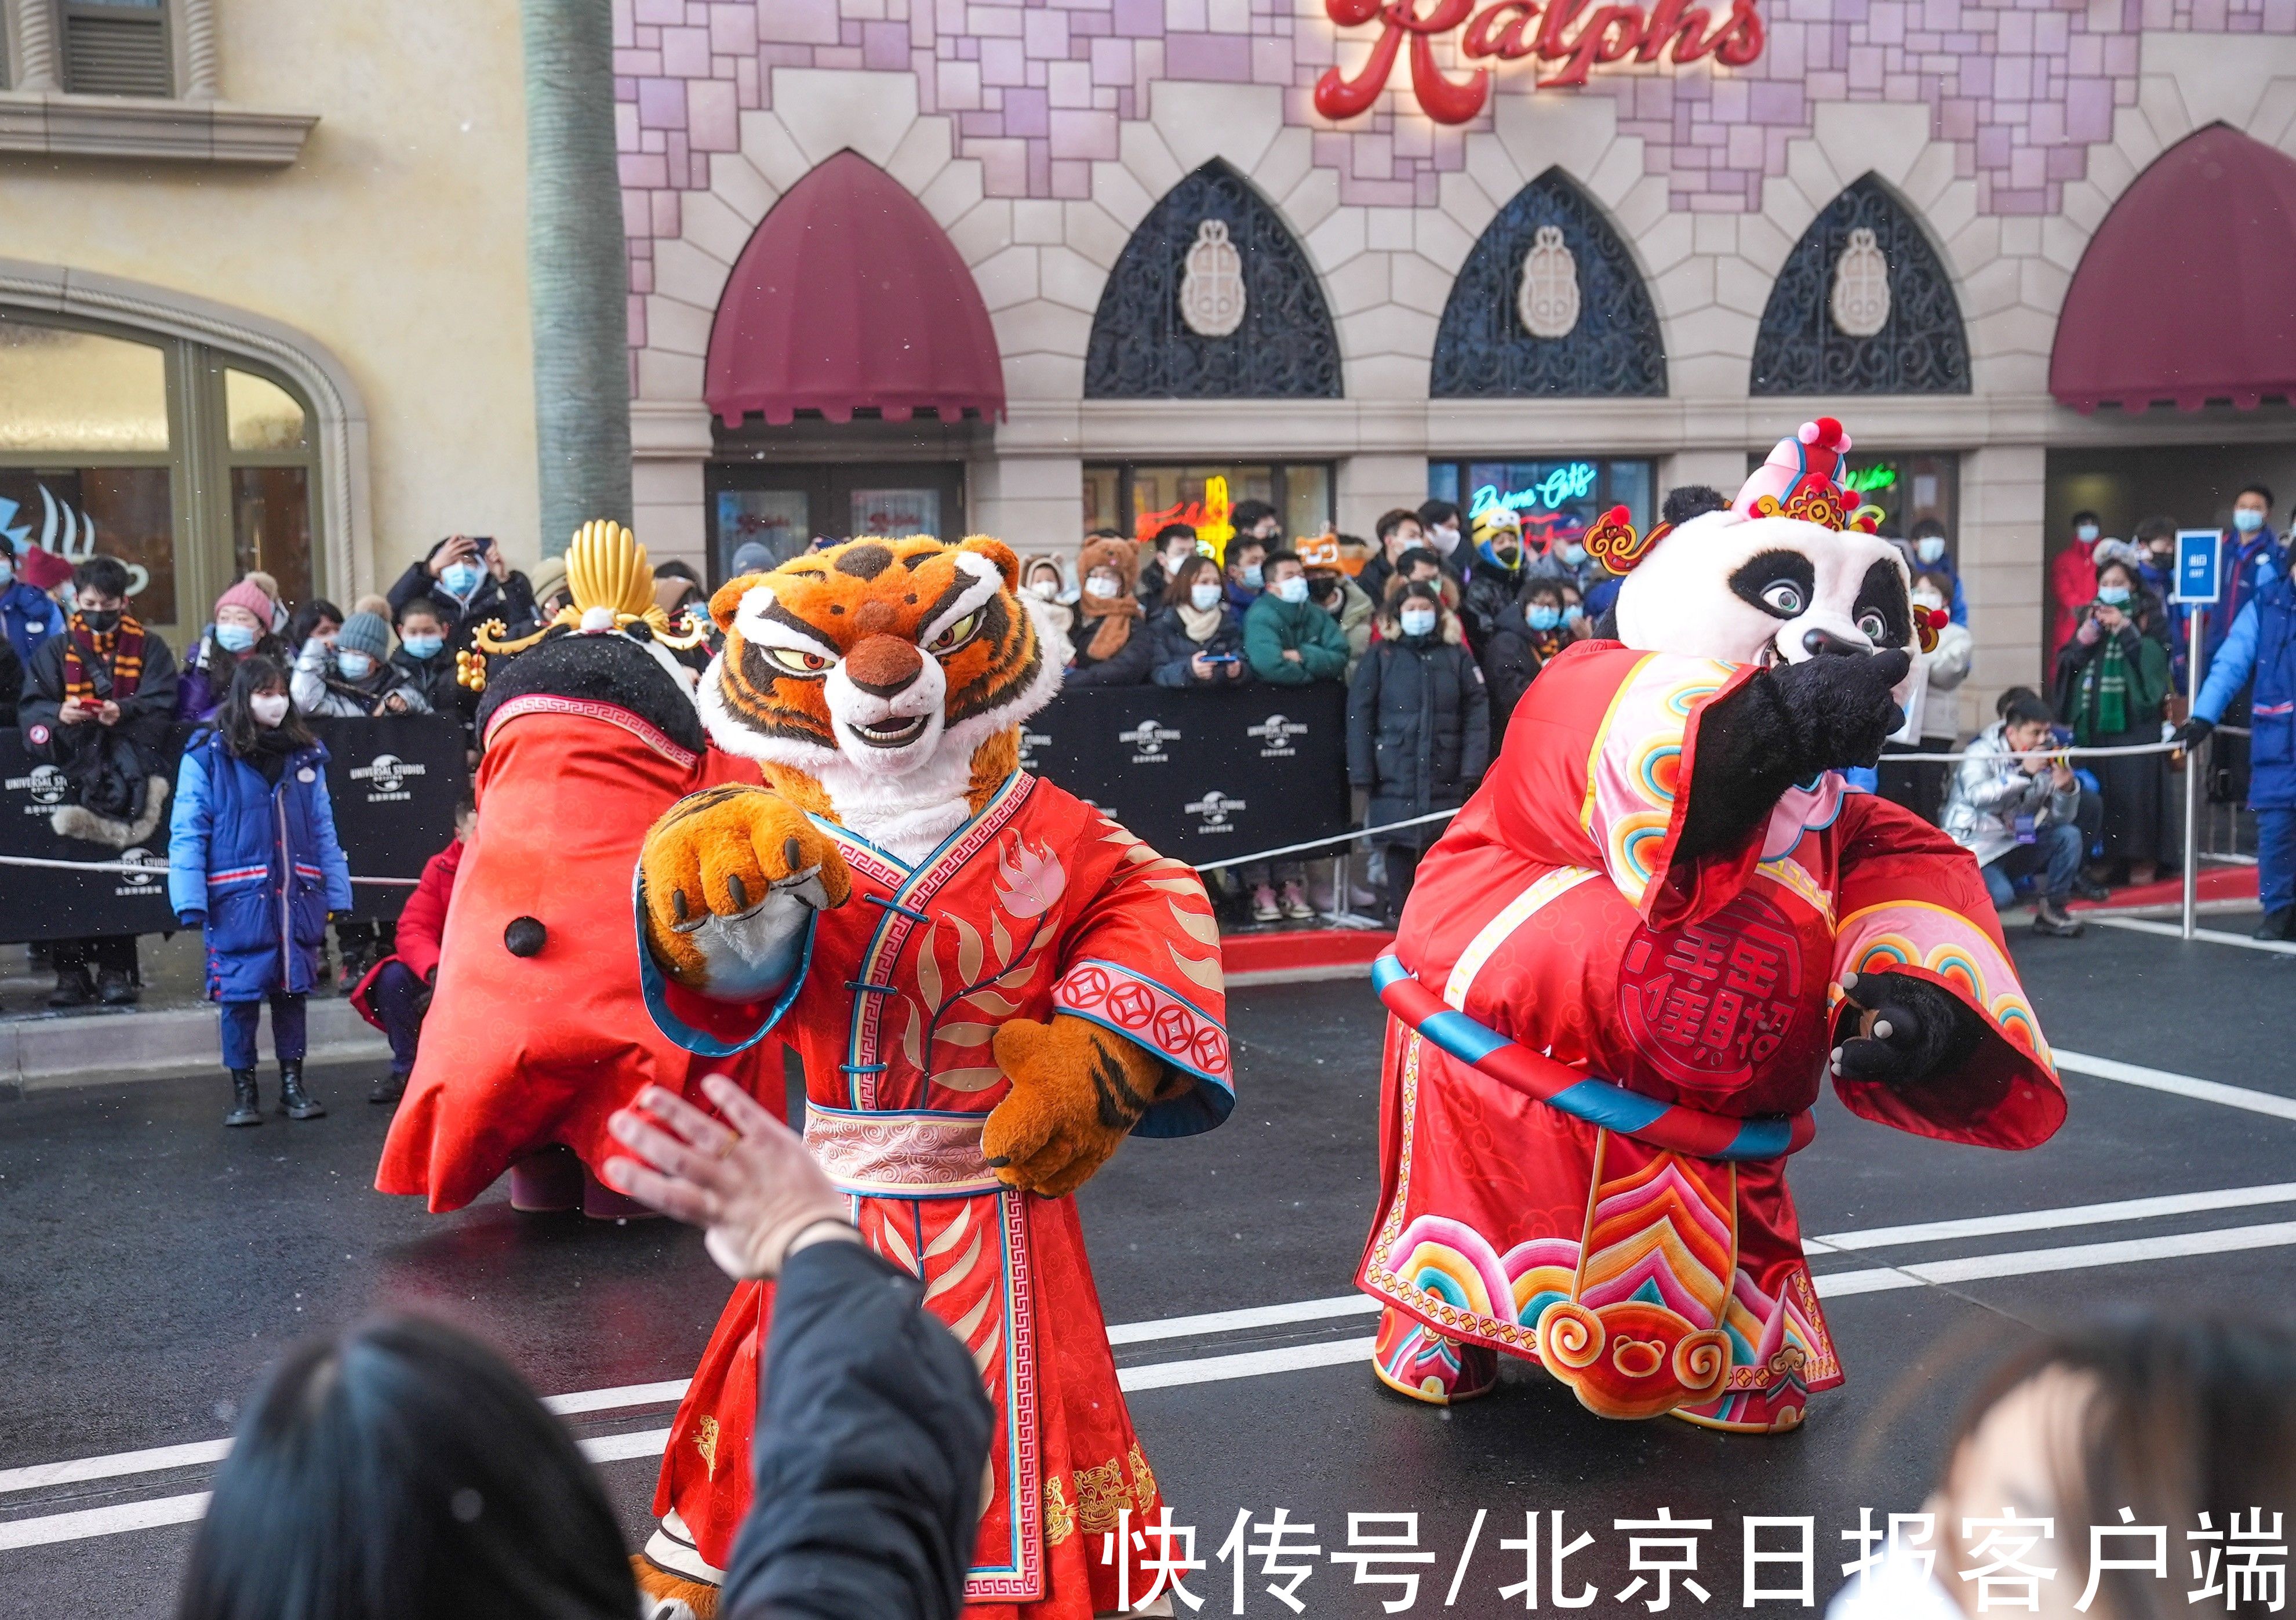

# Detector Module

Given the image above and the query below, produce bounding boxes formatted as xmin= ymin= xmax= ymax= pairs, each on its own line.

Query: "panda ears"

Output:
xmin=1584 ymin=505 xmax=1669 ymax=576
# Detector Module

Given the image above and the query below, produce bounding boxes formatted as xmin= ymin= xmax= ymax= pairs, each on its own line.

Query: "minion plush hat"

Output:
xmin=1472 ymin=503 xmax=1526 ymax=572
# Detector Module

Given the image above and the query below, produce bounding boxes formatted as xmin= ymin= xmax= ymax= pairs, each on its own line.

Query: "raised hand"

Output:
xmin=1829 ymin=968 xmax=1982 ymax=1086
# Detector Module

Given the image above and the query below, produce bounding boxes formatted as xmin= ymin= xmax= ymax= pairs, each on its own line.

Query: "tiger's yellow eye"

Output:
xmin=926 ymin=611 xmax=982 ymax=654
xmin=766 ymin=646 xmax=833 ymax=675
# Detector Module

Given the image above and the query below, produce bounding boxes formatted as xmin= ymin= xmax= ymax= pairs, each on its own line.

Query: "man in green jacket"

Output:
xmin=1245 ymin=549 xmax=1351 ymax=685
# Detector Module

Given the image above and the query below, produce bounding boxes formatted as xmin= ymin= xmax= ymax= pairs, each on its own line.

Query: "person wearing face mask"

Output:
xmin=1348 ymin=582 xmax=1489 ymax=925
xmin=2209 ymin=484 xmax=2282 ymax=669
xmin=178 ymin=578 xmax=283 ymax=724
xmin=1876 ymin=570 xmax=1974 ymax=824
xmin=1224 ymin=535 xmax=1271 ymax=612
xmin=2049 ymin=510 xmax=2105 ymax=657
xmin=388 ymin=600 xmax=461 ymax=717
xmin=1146 ymin=554 xmax=1253 ymax=688
xmin=1414 ymin=499 xmax=1466 ymax=575
xmin=0 ymin=534 xmax=66 ymax=671
xmin=1904 ymin=518 xmax=1968 ymax=626
xmin=388 ymin=533 xmax=536 ymax=655
xmin=2177 ymin=490 xmax=2296 ymax=939
xmin=1302 ymin=539 xmax=1376 ymax=680
xmin=1356 ymin=508 xmax=1427 ymax=613
xmin=1061 ymin=536 xmax=1153 ymax=685
xmin=1243 ymin=549 xmax=1351 ymax=689
xmin=19 ymin=555 xmax=180 ymax=1005
xmin=1015 ymin=553 xmax=1080 ymax=656
xmin=1477 ymin=577 xmax=1572 ymax=733
xmin=1137 ymin=522 xmax=1202 ymax=607
xmin=169 ymin=655 xmax=353 ymax=1127
xmin=2054 ymin=557 xmax=2174 ymax=889
xmin=291 ymin=609 xmax=433 ymax=719
xmin=1459 ymin=507 xmax=1529 ymax=653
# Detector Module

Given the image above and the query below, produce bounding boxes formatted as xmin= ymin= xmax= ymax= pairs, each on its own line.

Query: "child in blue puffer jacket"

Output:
xmin=168 ymin=655 xmax=354 ymax=1127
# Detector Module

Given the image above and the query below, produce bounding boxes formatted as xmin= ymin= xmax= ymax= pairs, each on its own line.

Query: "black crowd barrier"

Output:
xmin=1015 ymin=682 xmax=1351 ymax=866
xmin=0 ymin=715 xmax=468 ymax=943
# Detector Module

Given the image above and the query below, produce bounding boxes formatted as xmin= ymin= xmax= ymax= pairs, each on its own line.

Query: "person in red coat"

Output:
xmin=2049 ymin=510 xmax=2102 ymax=657
xmin=350 ymin=787 xmax=473 ymax=1105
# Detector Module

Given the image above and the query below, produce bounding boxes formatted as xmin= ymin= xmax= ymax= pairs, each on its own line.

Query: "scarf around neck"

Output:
xmin=2086 ymin=629 xmax=2130 ymax=736
xmin=1176 ymin=599 xmax=1225 ymax=642
xmin=63 ymin=611 xmax=145 ymax=704
xmin=1079 ymin=590 xmax=1140 ymax=662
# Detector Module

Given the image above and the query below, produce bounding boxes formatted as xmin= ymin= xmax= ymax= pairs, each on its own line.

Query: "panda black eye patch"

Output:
xmin=1729 ymin=550 xmax=1817 ymax=620
xmin=1851 ymin=558 xmax=1913 ymax=647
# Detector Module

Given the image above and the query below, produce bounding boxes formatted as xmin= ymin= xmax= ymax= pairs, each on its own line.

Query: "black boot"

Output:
xmin=278 ymin=1062 xmax=326 ymax=1120
xmin=369 ymin=1070 xmax=407 ymax=1106
xmin=224 ymin=1070 xmax=261 ymax=1128
xmin=48 ymin=964 xmax=94 ymax=1008
xmin=2257 ymin=906 xmax=2296 ymax=941
xmin=96 ymin=967 xmax=139 ymax=1005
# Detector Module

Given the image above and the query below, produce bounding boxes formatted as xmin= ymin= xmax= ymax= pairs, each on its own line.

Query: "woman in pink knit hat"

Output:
xmin=179 ymin=577 xmax=286 ymax=723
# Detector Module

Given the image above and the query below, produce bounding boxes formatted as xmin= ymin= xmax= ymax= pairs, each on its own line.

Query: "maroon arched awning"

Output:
xmin=705 ymin=150 xmax=1005 ymax=426
xmin=2051 ymin=125 xmax=2296 ymax=413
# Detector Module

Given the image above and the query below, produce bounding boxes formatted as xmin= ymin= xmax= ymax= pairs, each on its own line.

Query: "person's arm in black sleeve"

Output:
xmin=386 ymin=552 xmax=441 ymax=616
xmin=716 ymin=1237 xmax=994 ymax=1620
xmin=0 ymin=639 xmax=21 ymax=731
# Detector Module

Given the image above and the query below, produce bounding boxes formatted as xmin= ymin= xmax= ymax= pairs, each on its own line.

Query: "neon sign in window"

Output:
xmin=1467 ymin=460 xmax=1597 ymax=520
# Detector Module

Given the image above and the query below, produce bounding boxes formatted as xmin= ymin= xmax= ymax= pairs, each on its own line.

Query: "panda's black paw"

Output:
xmin=1771 ymin=648 xmax=1910 ymax=776
xmin=1828 ymin=968 xmax=1984 ymax=1085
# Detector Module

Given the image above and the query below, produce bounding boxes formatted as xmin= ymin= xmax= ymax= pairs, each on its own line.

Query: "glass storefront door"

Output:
xmin=705 ymin=462 xmax=965 ymax=584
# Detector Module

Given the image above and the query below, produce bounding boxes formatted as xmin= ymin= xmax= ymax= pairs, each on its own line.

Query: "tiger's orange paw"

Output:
xmin=982 ymin=1015 xmax=1164 ymax=1198
xmin=640 ymin=785 xmax=852 ymax=996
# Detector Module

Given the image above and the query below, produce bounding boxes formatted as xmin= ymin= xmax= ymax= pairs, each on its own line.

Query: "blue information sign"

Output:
xmin=2175 ymin=528 xmax=2222 ymax=604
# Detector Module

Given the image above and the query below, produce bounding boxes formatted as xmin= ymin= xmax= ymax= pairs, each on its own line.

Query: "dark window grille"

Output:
xmin=1084 ymin=160 xmax=1342 ymax=400
xmin=62 ymin=2 xmax=173 ymax=97
xmin=1431 ymin=169 xmax=1666 ymax=398
xmin=1750 ymin=173 xmax=1970 ymax=395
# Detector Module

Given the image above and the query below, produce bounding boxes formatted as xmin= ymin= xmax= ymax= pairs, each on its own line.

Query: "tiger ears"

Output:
xmin=707 ymin=575 xmax=758 ymax=631
xmin=959 ymin=534 xmax=1021 ymax=592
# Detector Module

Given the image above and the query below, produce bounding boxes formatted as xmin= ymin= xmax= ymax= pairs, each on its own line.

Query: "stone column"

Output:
xmin=1957 ymin=443 xmax=2049 ymax=736
xmin=179 ymin=0 xmax=220 ymax=99
xmin=14 ymin=0 xmax=61 ymax=92
xmin=521 ymin=0 xmax=632 ymax=554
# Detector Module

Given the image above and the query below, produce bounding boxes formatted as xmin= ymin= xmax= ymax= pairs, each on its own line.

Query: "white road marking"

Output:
xmin=2054 ymin=1048 xmax=2296 ymax=1124
xmin=1118 ymin=1336 xmax=1376 ymax=1393
xmin=545 ymin=1378 xmax=691 ymax=1416
xmin=2088 ymin=916 xmax=2296 ymax=957
xmin=0 ymin=1492 xmax=210 ymax=1552
xmin=1813 ymin=1221 xmax=2296 ymax=1298
xmin=0 ymin=1439 xmax=230 ymax=1497
xmin=1803 ymin=1181 xmax=2296 ymax=1253
xmin=1107 ymin=1294 xmax=1380 ymax=1345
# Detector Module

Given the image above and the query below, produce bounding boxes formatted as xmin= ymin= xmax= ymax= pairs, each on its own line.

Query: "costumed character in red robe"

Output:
xmin=623 ymin=535 xmax=1232 ymax=1619
xmin=1359 ymin=420 xmax=2066 ymax=1431
xmin=376 ymin=522 xmax=778 ymax=1216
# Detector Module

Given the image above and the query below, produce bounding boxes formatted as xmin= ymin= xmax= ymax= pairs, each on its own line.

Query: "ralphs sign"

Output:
xmin=1314 ymin=0 xmax=1763 ymax=124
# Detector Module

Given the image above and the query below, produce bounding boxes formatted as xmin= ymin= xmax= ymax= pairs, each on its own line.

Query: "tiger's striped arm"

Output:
xmin=980 ymin=1015 xmax=1182 ymax=1199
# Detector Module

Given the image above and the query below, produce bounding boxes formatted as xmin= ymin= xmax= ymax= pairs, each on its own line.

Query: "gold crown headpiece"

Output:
xmin=458 ymin=520 xmax=712 ymax=691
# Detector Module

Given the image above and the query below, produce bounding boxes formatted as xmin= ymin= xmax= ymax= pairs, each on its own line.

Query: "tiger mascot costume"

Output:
xmin=630 ymin=534 xmax=1233 ymax=1620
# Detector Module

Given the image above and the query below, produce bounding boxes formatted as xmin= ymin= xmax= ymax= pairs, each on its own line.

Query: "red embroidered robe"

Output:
xmin=1359 ymin=644 xmax=2065 ymax=1430
xmin=642 ymin=770 xmax=1231 ymax=1617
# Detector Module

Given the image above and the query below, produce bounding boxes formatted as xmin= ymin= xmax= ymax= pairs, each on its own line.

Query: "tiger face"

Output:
xmin=700 ymin=535 xmax=1062 ymax=793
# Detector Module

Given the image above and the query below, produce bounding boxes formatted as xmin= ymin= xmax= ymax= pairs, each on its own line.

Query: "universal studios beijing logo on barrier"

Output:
xmin=1314 ymin=0 xmax=1763 ymax=124
xmin=348 ymin=753 xmax=426 ymax=804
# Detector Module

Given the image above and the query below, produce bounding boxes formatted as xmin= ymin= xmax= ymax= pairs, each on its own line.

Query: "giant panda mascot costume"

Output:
xmin=1359 ymin=420 xmax=2066 ymax=1432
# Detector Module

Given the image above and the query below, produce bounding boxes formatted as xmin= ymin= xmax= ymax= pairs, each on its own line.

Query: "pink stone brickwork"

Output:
xmin=615 ymin=0 xmax=2257 ymax=326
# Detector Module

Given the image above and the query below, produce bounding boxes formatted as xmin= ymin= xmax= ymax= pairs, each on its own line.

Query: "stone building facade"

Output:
xmin=613 ymin=0 xmax=2296 ymax=728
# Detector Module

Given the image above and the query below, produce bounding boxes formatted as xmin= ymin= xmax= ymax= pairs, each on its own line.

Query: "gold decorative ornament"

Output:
xmin=470 ymin=518 xmax=714 ymax=659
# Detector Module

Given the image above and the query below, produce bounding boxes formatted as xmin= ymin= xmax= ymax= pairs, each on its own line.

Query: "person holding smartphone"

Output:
xmin=386 ymin=532 xmax=535 ymax=655
xmin=1147 ymin=553 xmax=1251 ymax=687
xmin=1941 ymin=688 xmax=2087 ymax=937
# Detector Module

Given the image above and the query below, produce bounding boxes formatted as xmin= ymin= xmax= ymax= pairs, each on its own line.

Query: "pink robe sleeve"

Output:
xmin=1826 ymin=794 xmax=2066 ymax=1150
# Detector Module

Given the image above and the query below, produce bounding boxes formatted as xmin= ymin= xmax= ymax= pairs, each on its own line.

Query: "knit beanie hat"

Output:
xmin=527 ymin=554 xmax=569 ymax=608
xmin=336 ymin=610 xmax=392 ymax=661
xmin=19 ymin=547 xmax=74 ymax=591
xmin=214 ymin=577 xmax=276 ymax=626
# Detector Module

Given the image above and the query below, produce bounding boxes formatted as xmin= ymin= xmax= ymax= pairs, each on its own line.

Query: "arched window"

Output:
xmin=1085 ymin=160 xmax=1342 ymax=399
xmin=0 ymin=310 xmax=321 ymax=635
xmin=1431 ymin=170 xmax=1666 ymax=398
xmin=1751 ymin=175 xmax=1970 ymax=395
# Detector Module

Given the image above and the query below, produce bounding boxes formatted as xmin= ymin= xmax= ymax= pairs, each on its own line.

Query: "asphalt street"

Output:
xmin=2 ymin=912 xmax=2291 ymax=1617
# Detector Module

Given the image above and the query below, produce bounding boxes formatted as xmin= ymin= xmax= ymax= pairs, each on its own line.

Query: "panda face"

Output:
xmin=1613 ymin=508 xmax=1915 ymax=670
